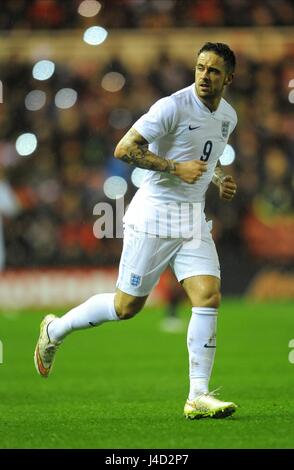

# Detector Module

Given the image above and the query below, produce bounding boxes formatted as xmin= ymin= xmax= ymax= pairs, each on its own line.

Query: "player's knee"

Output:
xmin=195 ymin=284 xmax=221 ymax=308
xmin=114 ymin=298 xmax=143 ymax=320
xmin=193 ymin=278 xmax=221 ymax=308
xmin=203 ymin=290 xmax=221 ymax=308
xmin=115 ymin=304 xmax=141 ymax=320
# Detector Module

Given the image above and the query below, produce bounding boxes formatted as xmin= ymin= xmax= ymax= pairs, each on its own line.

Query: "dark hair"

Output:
xmin=197 ymin=42 xmax=236 ymax=74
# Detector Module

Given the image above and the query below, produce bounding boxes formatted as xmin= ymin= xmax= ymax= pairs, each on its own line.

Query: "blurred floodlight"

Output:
xmin=55 ymin=88 xmax=78 ymax=109
xmin=32 ymin=60 xmax=55 ymax=80
xmin=109 ymin=108 xmax=132 ymax=129
xmin=219 ymin=144 xmax=236 ymax=166
xmin=78 ymin=0 xmax=101 ymax=17
xmin=15 ymin=133 xmax=37 ymax=156
xmin=25 ymin=90 xmax=46 ymax=111
xmin=83 ymin=26 xmax=108 ymax=45
xmin=131 ymin=168 xmax=147 ymax=188
xmin=288 ymin=79 xmax=294 ymax=103
xmin=289 ymin=91 xmax=294 ymax=104
xmin=103 ymin=176 xmax=128 ymax=199
xmin=101 ymin=72 xmax=125 ymax=92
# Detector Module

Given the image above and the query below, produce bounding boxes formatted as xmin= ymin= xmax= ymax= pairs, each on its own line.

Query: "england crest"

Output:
xmin=130 ymin=273 xmax=142 ymax=287
xmin=221 ymin=121 xmax=230 ymax=138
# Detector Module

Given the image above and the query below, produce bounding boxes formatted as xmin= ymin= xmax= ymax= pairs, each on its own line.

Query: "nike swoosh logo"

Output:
xmin=204 ymin=343 xmax=216 ymax=348
xmin=189 ymin=125 xmax=201 ymax=131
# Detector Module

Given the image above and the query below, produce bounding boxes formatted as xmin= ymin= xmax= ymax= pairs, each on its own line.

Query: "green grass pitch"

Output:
xmin=0 ymin=298 xmax=293 ymax=449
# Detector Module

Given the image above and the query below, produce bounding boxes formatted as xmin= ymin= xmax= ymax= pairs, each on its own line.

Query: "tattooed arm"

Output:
xmin=114 ymin=127 xmax=207 ymax=184
xmin=114 ymin=127 xmax=176 ymax=173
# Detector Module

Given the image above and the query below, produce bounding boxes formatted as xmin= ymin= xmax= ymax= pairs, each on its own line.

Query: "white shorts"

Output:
xmin=116 ymin=220 xmax=220 ymax=297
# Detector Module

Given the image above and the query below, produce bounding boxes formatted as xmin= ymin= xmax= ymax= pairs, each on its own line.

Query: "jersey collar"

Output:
xmin=192 ymin=84 xmax=220 ymax=116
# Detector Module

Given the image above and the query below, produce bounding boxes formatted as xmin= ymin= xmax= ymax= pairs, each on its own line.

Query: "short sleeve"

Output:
xmin=133 ymin=96 xmax=177 ymax=143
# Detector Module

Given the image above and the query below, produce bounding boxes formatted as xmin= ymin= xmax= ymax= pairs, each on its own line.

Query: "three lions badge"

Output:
xmin=221 ymin=121 xmax=230 ymax=138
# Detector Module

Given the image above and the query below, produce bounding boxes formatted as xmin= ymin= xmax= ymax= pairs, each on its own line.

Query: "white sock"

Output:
xmin=187 ymin=307 xmax=218 ymax=400
xmin=48 ymin=293 xmax=119 ymax=342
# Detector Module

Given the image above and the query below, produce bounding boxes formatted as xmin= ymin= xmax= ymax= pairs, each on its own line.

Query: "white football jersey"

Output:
xmin=124 ymin=84 xmax=237 ymax=236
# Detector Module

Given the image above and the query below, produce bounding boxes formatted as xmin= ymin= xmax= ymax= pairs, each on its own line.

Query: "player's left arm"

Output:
xmin=212 ymin=160 xmax=237 ymax=201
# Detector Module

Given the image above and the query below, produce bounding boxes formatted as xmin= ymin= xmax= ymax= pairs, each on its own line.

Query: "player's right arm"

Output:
xmin=114 ymin=128 xmax=207 ymax=184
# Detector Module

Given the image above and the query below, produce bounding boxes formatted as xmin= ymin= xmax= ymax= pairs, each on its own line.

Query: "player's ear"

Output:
xmin=224 ymin=73 xmax=234 ymax=86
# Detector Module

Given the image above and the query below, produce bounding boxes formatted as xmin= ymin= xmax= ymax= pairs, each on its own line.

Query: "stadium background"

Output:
xmin=0 ymin=0 xmax=294 ymax=451
xmin=0 ymin=0 xmax=293 ymax=307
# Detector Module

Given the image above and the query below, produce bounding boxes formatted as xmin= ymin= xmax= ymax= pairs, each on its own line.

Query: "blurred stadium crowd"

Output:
xmin=0 ymin=0 xmax=293 ymax=295
xmin=1 ymin=0 xmax=294 ymax=29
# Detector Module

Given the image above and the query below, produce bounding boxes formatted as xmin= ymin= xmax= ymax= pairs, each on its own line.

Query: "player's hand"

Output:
xmin=219 ymin=175 xmax=237 ymax=201
xmin=174 ymin=160 xmax=207 ymax=184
